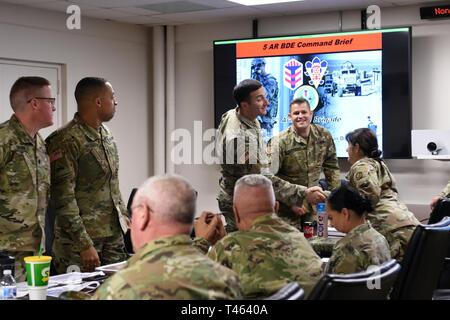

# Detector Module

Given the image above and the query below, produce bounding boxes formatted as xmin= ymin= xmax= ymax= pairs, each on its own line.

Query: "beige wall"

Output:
xmin=0 ymin=2 xmax=152 ymax=201
xmin=174 ymin=5 xmax=450 ymax=220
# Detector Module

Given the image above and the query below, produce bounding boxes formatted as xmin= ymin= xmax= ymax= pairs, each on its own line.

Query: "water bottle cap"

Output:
xmin=316 ymin=203 xmax=326 ymax=212
xmin=3 ymin=269 xmax=11 ymax=275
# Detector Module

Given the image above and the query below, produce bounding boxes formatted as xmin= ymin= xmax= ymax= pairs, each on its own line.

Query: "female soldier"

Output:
xmin=325 ymin=184 xmax=391 ymax=274
xmin=345 ymin=128 xmax=419 ymax=261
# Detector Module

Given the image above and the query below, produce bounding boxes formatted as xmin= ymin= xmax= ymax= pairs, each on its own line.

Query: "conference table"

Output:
xmin=16 ymin=261 xmax=126 ymax=300
xmin=308 ymin=227 xmax=345 ymax=258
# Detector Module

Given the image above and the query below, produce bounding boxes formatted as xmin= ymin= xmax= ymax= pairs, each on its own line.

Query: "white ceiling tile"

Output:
xmin=110 ymin=6 xmax=160 ymax=15
xmin=112 ymin=15 xmax=173 ymax=25
xmin=189 ymin=0 xmax=240 ymax=9
xmin=22 ymin=1 xmax=100 ymax=12
xmin=158 ymin=6 xmax=273 ymax=23
xmin=0 ymin=0 xmax=56 ymax=4
xmin=69 ymin=0 xmax=180 ymax=8
xmin=82 ymin=8 xmax=137 ymax=19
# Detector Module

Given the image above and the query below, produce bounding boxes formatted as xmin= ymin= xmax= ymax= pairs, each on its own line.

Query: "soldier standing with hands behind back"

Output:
xmin=46 ymin=77 xmax=129 ymax=273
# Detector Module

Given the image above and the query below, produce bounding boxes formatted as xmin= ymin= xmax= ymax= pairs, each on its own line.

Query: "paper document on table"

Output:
xmin=49 ymin=271 xmax=105 ymax=285
xmin=328 ymin=227 xmax=345 ymax=238
xmin=46 ymin=281 xmax=100 ymax=298
xmin=95 ymin=260 xmax=127 ymax=273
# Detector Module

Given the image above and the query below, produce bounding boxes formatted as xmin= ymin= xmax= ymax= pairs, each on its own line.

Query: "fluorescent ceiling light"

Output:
xmin=227 ymin=0 xmax=304 ymax=6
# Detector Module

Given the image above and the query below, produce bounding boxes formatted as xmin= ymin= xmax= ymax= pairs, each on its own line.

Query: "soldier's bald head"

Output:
xmin=134 ymin=174 xmax=196 ymax=226
xmin=233 ymin=174 xmax=276 ymax=218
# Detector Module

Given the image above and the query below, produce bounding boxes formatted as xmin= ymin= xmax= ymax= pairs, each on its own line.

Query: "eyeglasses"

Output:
xmin=27 ymin=97 xmax=56 ymax=105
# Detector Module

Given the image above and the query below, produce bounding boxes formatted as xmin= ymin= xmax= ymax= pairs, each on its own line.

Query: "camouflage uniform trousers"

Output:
xmin=218 ymin=196 xmax=237 ymax=233
xmin=53 ymin=233 xmax=128 ymax=274
xmin=384 ymin=225 xmax=417 ymax=262
xmin=2 ymin=251 xmax=34 ymax=282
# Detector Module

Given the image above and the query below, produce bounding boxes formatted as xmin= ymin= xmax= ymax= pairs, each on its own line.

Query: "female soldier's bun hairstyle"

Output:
xmin=327 ymin=184 xmax=373 ymax=217
xmin=370 ymin=149 xmax=383 ymax=158
xmin=345 ymin=128 xmax=382 ymax=159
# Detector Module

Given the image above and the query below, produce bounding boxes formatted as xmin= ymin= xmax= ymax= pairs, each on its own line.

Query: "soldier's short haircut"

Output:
xmin=9 ymin=76 xmax=51 ymax=112
xmin=328 ymin=184 xmax=373 ymax=216
xmin=289 ymin=97 xmax=311 ymax=111
xmin=74 ymin=77 xmax=108 ymax=104
xmin=233 ymin=79 xmax=263 ymax=106
xmin=136 ymin=174 xmax=196 ymax=225
xmin=345 ymin=128 xmax=382 ymax=159
xmin=234 ymin=174 xmax=274 ymax=195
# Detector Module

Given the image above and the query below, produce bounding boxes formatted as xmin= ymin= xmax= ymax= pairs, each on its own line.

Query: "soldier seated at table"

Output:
xmin=324 ymin=184 xmax=391 ymax=274
xmin=91 ymin=174 xmax=243 ymax=300
xmin=194 ymin=174 xmax=323 ymax=298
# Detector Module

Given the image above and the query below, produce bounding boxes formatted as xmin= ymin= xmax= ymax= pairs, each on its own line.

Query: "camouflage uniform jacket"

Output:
xmin=269 ymin=124 xmax=340 ymax=189
xmin=46 ymin=113 xmax=128 ymax=251
xmin=217 ymin=108 xmax=307 ymax=208
xmin=92 ymin=234 xmax=243 ymax=300
xmin=208 ymin=213 xmax=323 ymax=298
xmin=347 ymin=158 xmax=419 ymax=235
xmin=0 ymin=115 xmax=49 ymax=252
xmin=326 ymin=221 xmax=391 ymax=274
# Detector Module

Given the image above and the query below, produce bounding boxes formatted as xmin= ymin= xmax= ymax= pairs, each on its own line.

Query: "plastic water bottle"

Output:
xmin=0 ymin=270 xmax=17 ymax=300
xmin=316 ymin=203 xmax=328 ymax=238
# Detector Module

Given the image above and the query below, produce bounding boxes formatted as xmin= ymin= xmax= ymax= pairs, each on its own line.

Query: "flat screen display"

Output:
xmin=214 ymin=28 xmax=412 ymax=158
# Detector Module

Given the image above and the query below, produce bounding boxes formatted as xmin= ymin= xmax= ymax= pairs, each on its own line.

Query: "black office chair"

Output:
xmin=428 ymin=197 xmax=450 ymax=224
xmin=123 ymin=188 xmax=138 ymax=255
xmin=263 ymin=282 xmax=305 ymax=300
xmin=390 ymin=217 xmax=450 ymax=300
xmin=308 ymin=259 xmax=401 ymax=300
xmin=427 ymin=198 xmax=450 ymax=290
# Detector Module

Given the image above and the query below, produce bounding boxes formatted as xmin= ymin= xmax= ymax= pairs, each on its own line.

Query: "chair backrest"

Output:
xmin=308 ymin=259 xmax=401 ymax=300
xmin=126 ymin=188 xmax=139 ymax=215
xmin=124 ymin=188 xmax=138 ymax=254
xmin=263 ymin=282 xmax=305 ymax=300
xmin=428 ymin=197 xmax=450 ymax=224
xmin=390 ymin=217 xmax=450 ymax=300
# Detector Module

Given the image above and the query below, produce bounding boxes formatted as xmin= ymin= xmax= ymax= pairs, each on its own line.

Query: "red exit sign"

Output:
xmin=420 ymin=4 xmax=450 ymax=19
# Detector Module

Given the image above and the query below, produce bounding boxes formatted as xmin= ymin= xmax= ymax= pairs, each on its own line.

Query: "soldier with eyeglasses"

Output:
xmin=0 ymin=76 xmax=56 ymax=281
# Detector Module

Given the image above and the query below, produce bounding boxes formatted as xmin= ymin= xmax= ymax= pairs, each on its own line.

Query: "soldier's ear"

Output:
xmin=135 ymin=204 xmax=150 ymax=230
xmin=287 ymin=112 xmax=292 ymax=121
xmin=95 ymin=96 xmax=102 ymax=108
xmin=240 ymin=100 xmax=249 ymax=110
xmin=274 ymin=201 xmax=279 ymax=213
xmin=342 ymin=208 xmax=351 ymax=221
xmin=233 ymin=205 xmax=241 ymax=224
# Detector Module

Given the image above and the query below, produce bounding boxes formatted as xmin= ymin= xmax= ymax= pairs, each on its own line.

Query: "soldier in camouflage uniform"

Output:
xmin=324 ymin=184 xmax=391 ymax=274
xmin=268 ymin=98 xmax=340 ymax=230
xmin=345 ymin=128 xmax=419 ymax=261
xmin=0 ymin=76 xmax=55 ymax=281
xmin=217 ymin=79 xmax=326 ymax=232
xmin=92 ymin=175 xmax=242 ymax=300
xmin=196 ymin=174 xmax=323 ymax=298
xmin=46 ymin=77 xmax=128 ymax=274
